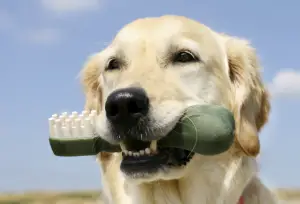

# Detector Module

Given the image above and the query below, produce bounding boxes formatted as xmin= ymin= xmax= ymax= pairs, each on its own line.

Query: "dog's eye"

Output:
xmin=173 ymin=51 xmax=198 ymax=63
xmin=106 ymin=58 xmax=121 ymax=71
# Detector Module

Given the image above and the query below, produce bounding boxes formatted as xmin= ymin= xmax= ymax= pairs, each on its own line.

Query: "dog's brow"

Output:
xmin=104 ymin=48 xmax=127 ymax=62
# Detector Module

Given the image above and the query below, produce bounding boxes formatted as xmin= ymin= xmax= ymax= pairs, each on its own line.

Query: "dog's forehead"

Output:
xmin=105 ymin=16 xmax=228 ymax=74
xmin=115 ymin=19 xmax=180 ymax=44
xmin=113 ymin=16 xmax=210 ymax=46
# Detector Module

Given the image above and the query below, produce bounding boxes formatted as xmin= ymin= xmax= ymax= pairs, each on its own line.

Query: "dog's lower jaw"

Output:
xmin=100 ymin=154 xmax=274 ymax=204
xmin=122 ymin=164 xmax=188 ymax=185
xmin=125 ymin=157 xmax=250 ymax=204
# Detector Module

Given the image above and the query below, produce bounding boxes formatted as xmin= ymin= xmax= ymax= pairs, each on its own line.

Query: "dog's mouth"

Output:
xmin=120 ymin=138 xmax=195 ymax=175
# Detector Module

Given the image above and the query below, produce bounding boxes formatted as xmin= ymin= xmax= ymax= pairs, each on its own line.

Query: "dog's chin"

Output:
xmin=119 ymin=138 xmax=195 ymax=183
xmin=121 ymin=161 xmax=191 ymax=184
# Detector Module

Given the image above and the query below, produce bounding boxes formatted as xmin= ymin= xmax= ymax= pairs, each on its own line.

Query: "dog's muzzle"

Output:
xmin=105 ymin=87 xmax=150 ymax=140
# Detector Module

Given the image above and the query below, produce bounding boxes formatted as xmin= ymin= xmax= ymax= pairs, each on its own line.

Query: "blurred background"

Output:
xmin=0 ymin=0 xmax=299 ymax=203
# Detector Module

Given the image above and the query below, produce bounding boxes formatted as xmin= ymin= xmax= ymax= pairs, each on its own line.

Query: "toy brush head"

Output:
xmin=49 ymin=104 xmax=235 ymax=157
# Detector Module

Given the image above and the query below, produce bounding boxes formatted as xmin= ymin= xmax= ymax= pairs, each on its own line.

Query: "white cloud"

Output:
xmin=0 ymin=9 xmax=61 ymax=46
xmin=268 ymin=69 xmax=300 ymax=98
xmin=41 ymin=0 xmax=101 ymax=13
xmin=23 ymin=28 xmax=61 ymax=45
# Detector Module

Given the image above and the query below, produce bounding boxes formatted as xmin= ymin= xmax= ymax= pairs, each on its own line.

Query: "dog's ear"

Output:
xmin=80 ymin=54 xmax=102 ymax=113
xmin=223 ymin=35 xmax=270 ymax=157
xmin=80 ymin=54 xmax=114 ymax=162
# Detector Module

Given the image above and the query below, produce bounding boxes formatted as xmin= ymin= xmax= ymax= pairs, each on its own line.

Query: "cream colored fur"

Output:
xmin=81 ymin=15 xmax=278 ymax=204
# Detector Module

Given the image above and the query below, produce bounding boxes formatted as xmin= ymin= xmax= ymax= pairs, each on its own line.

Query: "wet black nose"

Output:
xmin=105 ymin=87 xmax=149 ymax=127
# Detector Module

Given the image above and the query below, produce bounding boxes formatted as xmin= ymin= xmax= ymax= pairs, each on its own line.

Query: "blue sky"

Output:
xmin=0 ymin=0 xmax=300 ymax=193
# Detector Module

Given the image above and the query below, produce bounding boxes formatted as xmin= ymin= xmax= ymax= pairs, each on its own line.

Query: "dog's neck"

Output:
xmin=100 ymin=154 xmax=256 ymax=204
xmin=126 ymin=174 xmax=224 ymax=204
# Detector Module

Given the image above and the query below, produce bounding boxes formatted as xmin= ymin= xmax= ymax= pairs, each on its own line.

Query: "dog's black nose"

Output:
xmin=105 ymin=87 xmax=149 ymax=127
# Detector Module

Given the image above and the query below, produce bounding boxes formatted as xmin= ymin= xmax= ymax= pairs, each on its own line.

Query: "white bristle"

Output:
xmin=69 ymin=115 xmax=75 ymax=124
xmin=48 ymin=118 xmax=55 ymax=137
xmin=62 ymin=127 xmax=69 ymax=137
xmin=49 ymin=110 xmax=97 ymax=138
xmin=54 ymin=119 xmax=63 ymax=137
xmin=59 ymin=115 xmax=66 ymax=125
xmin=89 ymin=112 xmax=97 ymax=125
xmin=64 ymin=119 xmax=72 ymax=137
xmin=74 ymin=118 xmax=82 ymax=137
xmin=82 ymin=110 xmax=89 ymax=117
xmin=78 ymin=114 xmax=84 ymax=123
xmin=65 ymin=118 xmax=71 ymax=127
xmin=71 ymin=126 xmax=77 ymax=137
xmin=84 ymin=118 xmax=93 ymax=136
xmin=72 ymin=111 xmax=78 ymax=117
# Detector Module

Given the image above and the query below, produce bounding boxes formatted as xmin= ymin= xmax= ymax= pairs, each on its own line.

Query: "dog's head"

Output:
xmin=81 ymin=15 xmax=270 ymax=182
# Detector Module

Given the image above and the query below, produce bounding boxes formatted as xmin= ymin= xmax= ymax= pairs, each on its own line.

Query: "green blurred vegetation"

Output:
xmin=0 ymin=189 xmax=300 ymax=203
xmin=0 ymin=190 xmax=102 ymax=204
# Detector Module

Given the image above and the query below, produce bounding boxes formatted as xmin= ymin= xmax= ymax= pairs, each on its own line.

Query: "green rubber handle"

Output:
xmin=49 ymin=105 xmax=235 ymax=157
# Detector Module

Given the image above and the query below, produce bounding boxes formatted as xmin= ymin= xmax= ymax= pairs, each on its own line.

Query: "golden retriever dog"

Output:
xmin=81 ymin=15 xmax=278 ymax=204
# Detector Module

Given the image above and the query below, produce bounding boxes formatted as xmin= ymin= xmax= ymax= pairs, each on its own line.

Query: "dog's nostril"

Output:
xmin=107 ymin=104 xmax=119 ymax=117
xmin=128 ymin=99 xmax=144 ymax=114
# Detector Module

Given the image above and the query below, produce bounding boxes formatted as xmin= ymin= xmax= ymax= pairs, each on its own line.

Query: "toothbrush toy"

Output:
xmin=49 ymin=105 xmax=236 ymax=157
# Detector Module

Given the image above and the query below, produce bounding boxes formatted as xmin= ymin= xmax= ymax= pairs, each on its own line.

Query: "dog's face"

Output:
xmin=81 ymin=16 xmax=270 ymax=183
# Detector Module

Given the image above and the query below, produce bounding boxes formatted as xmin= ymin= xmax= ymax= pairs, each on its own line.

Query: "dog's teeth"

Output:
xmin=133 ymin=152 xmax=140 ymax=157
xmin=150 ymin=140 xmax=157 ymax=152
xmin=120 ymin=143 xmax=127 ymax=152
xmin=119 ymin=142 xmax=159 ymax=157
xmin=145 ymin=148 xmax=151 ymax=155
